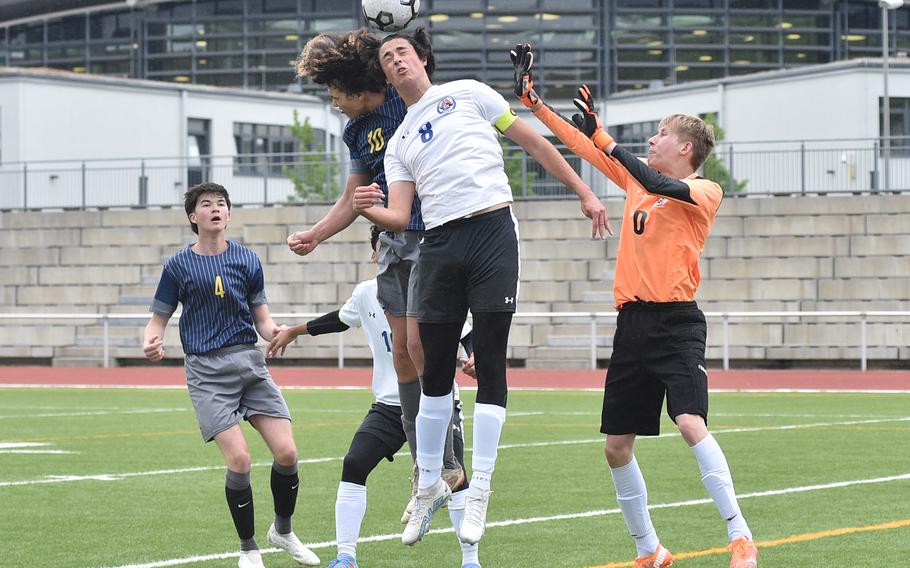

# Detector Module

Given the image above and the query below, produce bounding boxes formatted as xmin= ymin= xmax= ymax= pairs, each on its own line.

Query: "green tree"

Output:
xmin=283 ymin=109 xmax=341 ymax=202
xmin=702 ymin=113 xmax=747 ymax=193
xmin=499 ymin=136 xmax=538 ymax=197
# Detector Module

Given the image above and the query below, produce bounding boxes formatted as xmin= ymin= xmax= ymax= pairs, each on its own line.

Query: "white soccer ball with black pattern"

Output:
xmin=362 ymin=0 xmax=421 ymax=32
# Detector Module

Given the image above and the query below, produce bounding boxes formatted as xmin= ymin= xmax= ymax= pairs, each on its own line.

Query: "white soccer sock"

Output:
xmin=335 ymin=481 xmax=367 ymax=559
xmin=416 ymin=392 xmax=453 ymax=491
xmin=470 ymin=403 xmax=506 ymax=492
xmin=449 ymin=488 xmax=480 ymax=565
xmin=610 ymin=456 xmax=660 ymax=557
xmin=691 ymin=434 xmax=752 ymax=541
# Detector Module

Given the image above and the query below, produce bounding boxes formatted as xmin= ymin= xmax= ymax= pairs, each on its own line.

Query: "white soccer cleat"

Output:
xmin=401 ymin=463 xmax=419 ymax=524
xmin=401 ymin=494 xmax=416 ymax=525
xmin=267 ymin=524 xmax=321 ymax=566
xmin=459 ymin=486 xmax=492 ymax=545
xmin=401 ymin=477 xmax=451 ymax=545
xmin=238 ymin=549 xmax=266 ymax=568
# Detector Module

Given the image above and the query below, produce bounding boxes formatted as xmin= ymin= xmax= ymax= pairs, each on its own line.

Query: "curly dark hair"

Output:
xmin=374 ymin=27 xmax=435 ymax=82
xmin=296 ymin=28 xmax=386 ymax=95
xmin=184 ymin=182 xmax=231 ymax=235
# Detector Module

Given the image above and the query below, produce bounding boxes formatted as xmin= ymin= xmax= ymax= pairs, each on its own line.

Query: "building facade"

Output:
xmin=0 ymin=66 xmax=344 ymax=209
xmin=0 ymin=0 xmax=908 ymax=101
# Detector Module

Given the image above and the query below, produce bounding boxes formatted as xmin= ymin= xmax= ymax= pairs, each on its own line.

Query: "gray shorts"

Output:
xmin=376 ymin=229 xmax=421 ymax=318
xmin=184 ymin=344 xmax=291 ymax=442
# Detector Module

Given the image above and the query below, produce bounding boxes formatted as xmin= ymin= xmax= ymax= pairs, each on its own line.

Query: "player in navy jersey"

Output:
xmin=142 ymin=183 xmax=319 ymax=568
xmin=291 ymin=29 xmax=466 ymax=522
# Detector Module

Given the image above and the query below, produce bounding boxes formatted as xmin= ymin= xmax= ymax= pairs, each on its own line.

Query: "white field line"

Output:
xmin=0 ymin=449 xmax=77 ymax=454
xmin=0 ymin=408 xmax=188 ymax=420
xmin=507 ymin=411 xmax=898 ymax=419
xmin=98 ymin=471 xmax=910 ymax=568
xmin=3 ymin=416 xmax=908 ymax=488
xmin=0 ymin=442 xmax=75 ymax=455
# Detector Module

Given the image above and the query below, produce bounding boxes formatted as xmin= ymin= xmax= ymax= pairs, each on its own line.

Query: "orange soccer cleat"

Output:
xmin=633 ymin=544 xmax=674 ymax=568
xmin=729 ymin=535 xmax=759 ymax=568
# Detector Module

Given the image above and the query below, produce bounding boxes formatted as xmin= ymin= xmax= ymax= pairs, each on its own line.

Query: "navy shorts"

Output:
xmin=415 ymin=206 xmax=520 ymax=323
xmin=601 ymin=301 xmax=709 ymax=436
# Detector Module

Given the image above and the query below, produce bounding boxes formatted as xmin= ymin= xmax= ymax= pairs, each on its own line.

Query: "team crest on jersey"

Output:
xmin=654 ymin=197 xmax=668 ymax=207
xmin=436 ymin=96 xmax=456 ymax=114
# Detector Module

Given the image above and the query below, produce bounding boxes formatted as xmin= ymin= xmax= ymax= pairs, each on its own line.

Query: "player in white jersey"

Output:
xmin=268 ymin=228 xmax=481 ymax=568
xmin=353 ymin=27 xmax=614 ymax=547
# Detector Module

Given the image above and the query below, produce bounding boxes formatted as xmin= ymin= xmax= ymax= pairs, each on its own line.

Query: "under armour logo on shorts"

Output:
xmin=504 ymin=296 xmax=515 ymax=304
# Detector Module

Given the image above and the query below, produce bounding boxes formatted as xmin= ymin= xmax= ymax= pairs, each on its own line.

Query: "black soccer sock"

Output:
xmin=225 ymin=469 xmax=256 ymax=548
xmin=418 ymin=320 xmax=464 ymax=397
xmin=271 ymin=461 xmax=299 ymax=534
xmin=472 ymin=311 xmax=513 ymax=407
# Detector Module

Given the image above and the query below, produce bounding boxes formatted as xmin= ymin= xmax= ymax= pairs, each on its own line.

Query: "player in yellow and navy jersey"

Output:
xmin=511 ymin=43 xmax=759 ymax=568
xmin=143 ymin=183 xmax=319 ymax=568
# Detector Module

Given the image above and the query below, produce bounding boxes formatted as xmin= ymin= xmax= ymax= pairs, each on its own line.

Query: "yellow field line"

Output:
xmin=587 ymin=518 xmax=910 ymax=568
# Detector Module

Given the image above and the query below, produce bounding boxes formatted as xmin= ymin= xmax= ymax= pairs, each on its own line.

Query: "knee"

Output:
xmin=273 ymin=444 xmax=298 ymax=467
xmin=603 ymin=439 xmax=632 ymax=468
xmin=226 ymin=449 xmax=252 ymax=473
xmin=675 ymin=413 xmax=707 ymax=446
xmin=391 ymin=342 xmax=412 ymax=369
xmin=406 ymin=334 xmax=423 ymax=367
xmin=341 ymin=452 xmax=373 ymax=485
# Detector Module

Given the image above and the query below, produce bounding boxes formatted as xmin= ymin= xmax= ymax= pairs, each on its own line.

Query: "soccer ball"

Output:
xmin=362 ymin=0 xmax=421 ymax=32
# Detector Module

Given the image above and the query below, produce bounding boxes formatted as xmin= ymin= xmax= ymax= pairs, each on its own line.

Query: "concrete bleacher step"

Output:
xmin=546 ymin=335 xmax=612 ymax=348
xmin=583 ymin=291 xmax=614 ymax=303
xmin=75 ymin=336 xmax=140 ymax=347
xmin=120 ymin=296 xmax=153 ymax=305
xmin=52 ymin=346 xmax=106 ymax=367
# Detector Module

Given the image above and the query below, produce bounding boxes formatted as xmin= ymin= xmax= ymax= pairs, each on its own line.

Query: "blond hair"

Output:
xmin=659 ymin=114 xmax=715 ymax=171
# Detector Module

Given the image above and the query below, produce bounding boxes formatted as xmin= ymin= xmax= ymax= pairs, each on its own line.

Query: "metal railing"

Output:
xmin=1 ymin=311 xmax=906 ymax=371
xmin=2 ymin=138 xmax=909 ymax=210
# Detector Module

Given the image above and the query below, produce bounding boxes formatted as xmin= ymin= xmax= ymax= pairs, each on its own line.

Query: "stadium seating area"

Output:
xmin=0 ymin=193 xmax=908 ymax=367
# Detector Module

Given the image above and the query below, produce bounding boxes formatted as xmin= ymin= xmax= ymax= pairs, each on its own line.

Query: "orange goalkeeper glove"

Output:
xmin=572 ymin=84 xmax=614 ymax=152
xmin=510 ymin=42 xmax=541 ymax=110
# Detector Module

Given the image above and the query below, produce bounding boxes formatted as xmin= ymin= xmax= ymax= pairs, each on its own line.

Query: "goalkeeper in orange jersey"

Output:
xmin=509 ymin=44 xmax=758 ymax=568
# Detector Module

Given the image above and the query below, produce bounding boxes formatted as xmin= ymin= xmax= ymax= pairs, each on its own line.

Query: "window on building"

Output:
xmin=233 ymin=121 xmax=325 ymax=176
xmin=612 ymin=119 xmax=661 ymax=154
xmin=882 ymin=97 xmax=910 ymax=157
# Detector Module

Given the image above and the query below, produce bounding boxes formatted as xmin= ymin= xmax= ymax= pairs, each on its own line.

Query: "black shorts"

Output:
xmin=601 ymin=301 xmax=709 ymax=436
xmin=356 ymin=402 xmax=407 ymax=461
xmin=415 ymin=206 xmax=520 ymax=323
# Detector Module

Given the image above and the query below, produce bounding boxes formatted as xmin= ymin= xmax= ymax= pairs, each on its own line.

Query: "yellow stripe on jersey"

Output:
xmin=494 ymin=108 xmax=518 ymax=133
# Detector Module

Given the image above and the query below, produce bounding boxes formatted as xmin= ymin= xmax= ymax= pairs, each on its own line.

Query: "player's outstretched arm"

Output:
xmin=143 ymin=313 xmax=169 ymax=362
xmin=353 ymin=181 xmax=414 ymax=232
xmin=268 ymin=323 xmax=307 ymax=358
xmin=510 ymin=43 xmax=628 ymax=189
xmin=251 ymin=303 xmax=286 ymax=343
xmin=571 ymin=85 xmax=617 ymax=155
xmin=288 ymin=172 xmax=371 ymax=256
xmin=503 ymin=118 xmax=613 ymax=239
